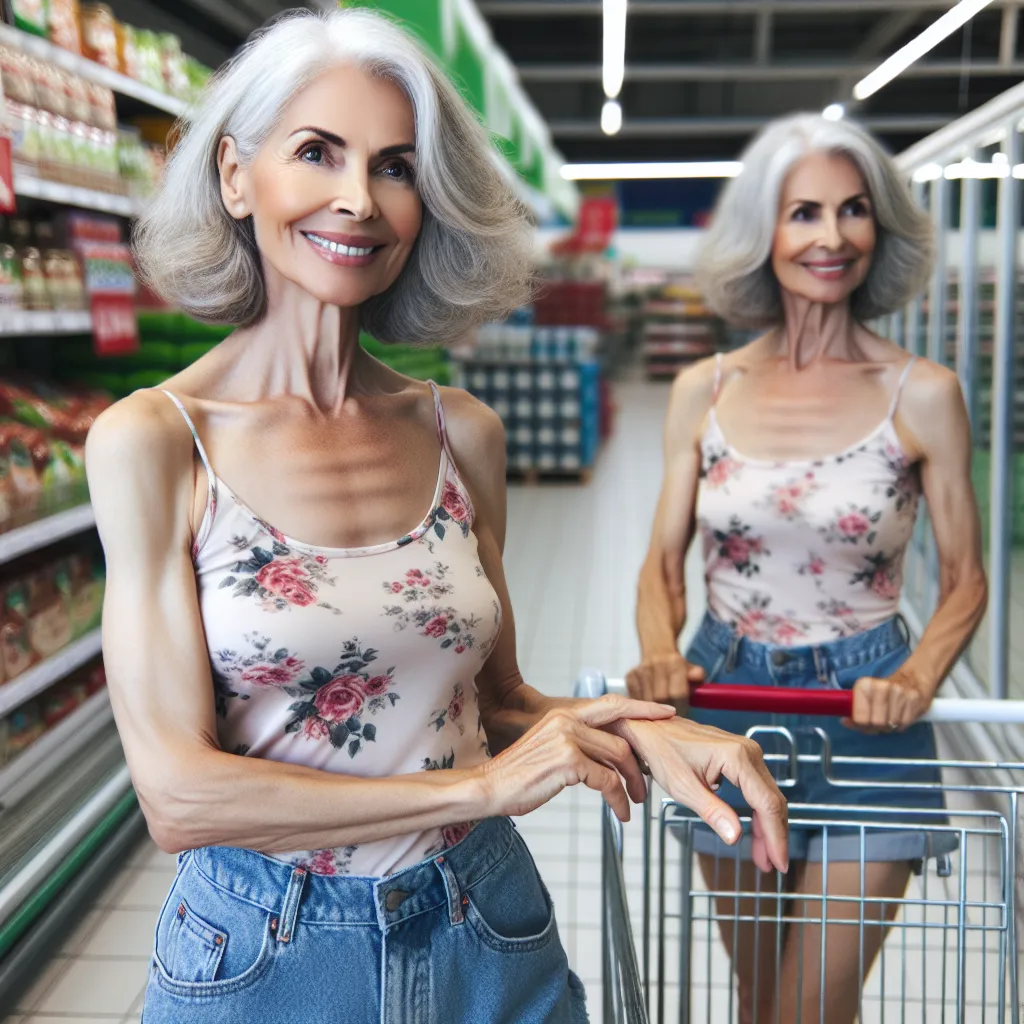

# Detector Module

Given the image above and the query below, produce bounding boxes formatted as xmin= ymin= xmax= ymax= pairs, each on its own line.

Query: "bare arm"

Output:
xmin=849 ymin=364 xmax=988 ymax=729
xmin=629 ymin=360 xmax=716 ymax=703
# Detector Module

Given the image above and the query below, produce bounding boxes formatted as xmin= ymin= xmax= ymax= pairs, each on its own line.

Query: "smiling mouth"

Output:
xmin=302 ymin=232 xmax=380 ymax=257
xmin=801 ymin=260 xmax=855 ymax=278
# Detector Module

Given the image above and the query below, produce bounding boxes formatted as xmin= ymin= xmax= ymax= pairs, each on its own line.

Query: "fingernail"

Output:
xmin=718 ymin=821 xmax=739 ymax=843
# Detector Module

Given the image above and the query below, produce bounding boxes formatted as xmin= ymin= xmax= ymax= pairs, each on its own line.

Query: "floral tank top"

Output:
xmin=696 ymin=355 xmax=920 ymax=647
xmin=161 ymin=384 xmax=502 ymax=877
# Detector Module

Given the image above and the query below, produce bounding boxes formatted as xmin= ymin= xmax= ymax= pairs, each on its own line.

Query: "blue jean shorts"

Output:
xmin=142 ymin=817 xmax=588 ymax=1023
xmin=684 ymin=613 xmax=956 ymax=864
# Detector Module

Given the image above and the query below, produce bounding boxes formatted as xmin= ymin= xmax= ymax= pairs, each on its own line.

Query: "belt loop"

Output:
xmin=895 ymin=613 xmax=912 ymax=649
xmin=276 ymin=866 xmax=307 ymax=944
xmin=434 ymin=855 xmax=465 ymax=926
xmin=724 ymin=633 xmax=740 ymax=674
xmin=812 ymin=646 xmax=829 ymax=685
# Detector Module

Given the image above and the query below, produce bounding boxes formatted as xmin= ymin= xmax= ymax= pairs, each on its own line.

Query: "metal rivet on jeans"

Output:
xmin=385 ymin=889 xmax=410 ymax=912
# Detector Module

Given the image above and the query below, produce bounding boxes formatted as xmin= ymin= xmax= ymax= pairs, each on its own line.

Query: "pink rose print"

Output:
xmin=313 ymin=674 xmax=367 ymax=723
xmin=706 ymin=456 xmax=739 ymax=488
xmin=390 ymin=581 xmax=404 ymax=593
xmin=723 ymin=534 xmax=757 ymax=565
xmin=424 ymin=614 xmax=450 ymax=639
xmin=255 ymin=517 xmax=287 ymax=545
xmin=240 ymin=656 xmax=304 ymax=688
xmin=364 ymin=675 xmax=391 ymax=696
xmin=455 ymin=645 xmax=466 ymax=654
xmin=407 ymin=569 xmax=424 ymax=579
xmin=302 ymin=717 xmax=330 ymax=741
xmin=871 ymin=569 xmax=898 ymax=600
xmin=307 ymin=849 xmax=337 ymax=876
xmin=441 ymin=481 xmax=470 ymax=523
xmin=808 ymin=557 xmax=825 ymax=575
xmin=449 ymin=692 xmax=464 ymax=720
xmin=255 ymin=557 xmax=317 ymax=607
xmin=837 ymin=513 xmax=870 ymax=538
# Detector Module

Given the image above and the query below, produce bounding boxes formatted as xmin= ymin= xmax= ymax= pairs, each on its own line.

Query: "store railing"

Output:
xmin=887 ymin=82 xmax=1024 ymax=705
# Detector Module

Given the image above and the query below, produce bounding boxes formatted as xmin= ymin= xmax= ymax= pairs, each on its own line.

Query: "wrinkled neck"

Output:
xmin=775 ymin=291 xmax=860 ymax=370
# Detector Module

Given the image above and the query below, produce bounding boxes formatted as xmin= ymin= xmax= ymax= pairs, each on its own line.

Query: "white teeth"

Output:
xmin=305 ymin=233 xmax=374 ymax=257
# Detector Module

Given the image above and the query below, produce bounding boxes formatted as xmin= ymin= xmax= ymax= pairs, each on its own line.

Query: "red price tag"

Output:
xmin=0 ymin=136 xmax=15 ymax=215
xmin=90 ymin=293 xmax=138 ymax=356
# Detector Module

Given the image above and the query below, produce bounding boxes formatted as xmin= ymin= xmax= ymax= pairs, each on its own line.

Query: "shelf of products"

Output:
xmin=0 ymin=502 xmax=95 ymax=565
xmin=0 ymin=307 xmax=91 ymax=335
xmin=12 ymin=170 xmax=137 ymax=217
xmin=638 ymin=275 xmax=725 ymax=379
xmin=0 ymin=628 xmax=102 ymax=719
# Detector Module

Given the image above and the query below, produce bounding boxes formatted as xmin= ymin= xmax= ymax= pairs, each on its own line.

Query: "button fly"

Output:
xmin=771 ymin=651 xmax=788 ymax=667
xmin=385 ymin=889 xmax=410 ymax=912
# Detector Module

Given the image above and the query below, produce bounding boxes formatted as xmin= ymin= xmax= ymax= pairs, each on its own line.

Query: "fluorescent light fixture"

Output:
xmin=853 ymin=0 xmax=995 ymax=100
xmin=603 ymin=0 xmax=627 ymax=98
xmin=912 ymin=163 xmax=944 ymax=182
xmin=601 ymin=99 xmax=623 ymax=135
xmin=1015 ymin=165 xmax=1024 ymax=179
xmin=944 ymin=159 xmax=1011 ymax=179
xmin=560 ymin=161 xmax=743 ymax=180
xmin=992 ymin=151 xmax=1009 ymax=165
xmin=822 ymin=103 xmax=845 ymax=121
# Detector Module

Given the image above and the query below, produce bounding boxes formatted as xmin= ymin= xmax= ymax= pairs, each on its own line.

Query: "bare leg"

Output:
xmin=777 ymin=858 xmax=911 ymax=1024
xmin=697 ymin=853 xmax=791 ymax=1024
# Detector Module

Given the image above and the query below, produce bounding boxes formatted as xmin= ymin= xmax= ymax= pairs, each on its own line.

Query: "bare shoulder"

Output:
xmin=896 ymin=357 xmax=967 ymax=459
xmin=434 ymin=384 xmax=505 ymax=467
xmin=900 ymin=356 xmax=962 ymax=415
xmin=86 ymin=390 xmax=193 ymax=479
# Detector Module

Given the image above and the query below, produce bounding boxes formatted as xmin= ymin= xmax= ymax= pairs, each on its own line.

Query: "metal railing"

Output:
xmin=888 ymin=83 xmax=1024 ymax=703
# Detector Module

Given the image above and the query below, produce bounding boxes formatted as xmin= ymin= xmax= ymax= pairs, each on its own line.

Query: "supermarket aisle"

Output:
xmin=1 ymin=370 xmax=681 ymax=1023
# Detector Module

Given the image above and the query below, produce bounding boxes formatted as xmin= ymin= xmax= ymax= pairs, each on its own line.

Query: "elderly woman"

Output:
xmin=629 ymin=113 xmax=986 ymax=1022
xmin=86 ymin=9 xmax=788 ymax=1022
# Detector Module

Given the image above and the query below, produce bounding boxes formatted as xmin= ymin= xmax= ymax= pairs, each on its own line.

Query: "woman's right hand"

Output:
xmin=478 ymin=695 xmax=676 ymax=822
xmin=626 ymin=651 xmax=705 ymax=709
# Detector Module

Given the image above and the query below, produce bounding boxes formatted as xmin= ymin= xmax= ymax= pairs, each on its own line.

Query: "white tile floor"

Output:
xmin=2 ymin=371 xmax=1013 ymax=1023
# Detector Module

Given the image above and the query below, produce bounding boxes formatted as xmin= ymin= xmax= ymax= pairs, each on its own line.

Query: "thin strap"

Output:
xmin=888 ymin=356 xmax=917 ymax=419
xmin=711 ymin=353 xmax=724 ymax=404
xmin=160 ymin=390 xmax=217 ymax=557
xmin=427 ymin=380 xmax=457 ymax=464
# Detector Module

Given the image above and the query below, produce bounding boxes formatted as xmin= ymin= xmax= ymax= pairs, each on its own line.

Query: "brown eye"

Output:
xmin=299 ymin=143 xmax=326 ymax=165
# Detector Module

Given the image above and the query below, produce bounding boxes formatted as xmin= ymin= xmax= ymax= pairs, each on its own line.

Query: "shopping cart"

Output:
xmin=575 ymin=671 xmax=1024 ymax=1024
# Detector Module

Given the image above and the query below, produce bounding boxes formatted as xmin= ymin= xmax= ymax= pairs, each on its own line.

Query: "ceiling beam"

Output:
xmin=480 ymin=1 xmax=1020 ymax=14
xmin=1000 ymin=3 xmax=1020 ymax=66
xmin=549 ymin=114 xmax=950 ymax=137
xmin=754 ymin=9 xmax=772 ymax=65
xmin=518 ymin=60 xmax=1024 ymax=82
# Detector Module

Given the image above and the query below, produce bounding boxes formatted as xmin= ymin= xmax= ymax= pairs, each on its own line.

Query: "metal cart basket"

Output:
xmin=576 ymin=671 xmax=1024 ymax=1024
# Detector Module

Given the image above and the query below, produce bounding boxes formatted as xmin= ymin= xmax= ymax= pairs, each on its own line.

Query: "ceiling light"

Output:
xmin=603 ymin=0 xmax=627 ymax=98
xmin=560 ymin=161 xmax=743 ymax=181
xmin=944 ymin=159 xmax=1011 ymax=179
xmin=853 ymin=0 xmax=995 ymax=101
xmin=822 ymin=103 xmax=845 ymax=121
xmin=992 ymin=151 xmax=1009 ymax=165
xmin=601 ymin=99 xmax=623 ymax=136
xmin=912 ymin=163 xmax=944 ymax=182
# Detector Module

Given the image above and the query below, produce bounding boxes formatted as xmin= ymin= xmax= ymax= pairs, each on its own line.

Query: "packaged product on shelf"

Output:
xmin=6 ymin=0 xmax=47 ymax=37
xmin=159 ymin=32 xmax=187 ymax=97
xmin=84 ymin=662 xmax=106 ymax=695
xmin=0 ymin=226 xmax=22 ymax=310
xmin=63 ymin=546 xmax=104 ymax=637
xmin=2 ymin=700 xmax=45 ymax=763
xmin=41 ymin=676 xmax=87 ymax=727
xmin=9 ymin=219 xmax=48 ymax=311
xmin=48 ymin=0 xmax=83 ymax=55
xmin=1 ymin=575 xmax=37 ymax=680
xmin=80 ymin=3 xmax=120 ymax=71
xmin=27 ymin=559 xmax=73 ymax=659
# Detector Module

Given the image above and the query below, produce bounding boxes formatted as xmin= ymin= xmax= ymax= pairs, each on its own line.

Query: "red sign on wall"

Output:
xmin=90 ymin=293 xmax=138 ymax=355
xmin=0 ymin=136 xmax=15 ymax=215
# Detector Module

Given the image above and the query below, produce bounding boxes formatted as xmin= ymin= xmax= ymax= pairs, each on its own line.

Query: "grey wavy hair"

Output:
xmin=133 ymin=7 xmax=534 ymax=343
xmin=696 ymin=113 xmax=933 ymax=329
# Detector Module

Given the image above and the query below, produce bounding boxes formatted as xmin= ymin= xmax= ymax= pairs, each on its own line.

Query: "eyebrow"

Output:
xmin=289 ymin=127 xmax=415 ymax=158
xmin=787 ymin=192 xmax=870 ymax=208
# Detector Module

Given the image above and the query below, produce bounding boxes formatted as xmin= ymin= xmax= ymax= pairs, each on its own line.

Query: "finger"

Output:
xmin=576 ymin=695 xmax=676 ymax=728
xmin=722 ymin=748 xmax=789 ymax=873
xmin=693 ymin=786 xmax=744 ymax=846
xmin=576 ymin=728 xmax=648 ymax=804
xmin=749 ymin=813 xmax=773 ymax=874
xmin=624 ymin=668 xmax=642 ymax=700
xmin=577 ymin=754 xmax=631 ymax=822
xmin=869 ymin=679 xmax=892 ymax=729
xmin=887 ymin=685 xmax=907 ymax=728
xmin=687 ymin=662 xmax=706 ymax=683
xmin=851 ymin=678 xmax=873 ymax=726
xmin=666 ymin=660 xmax=690 ymax=703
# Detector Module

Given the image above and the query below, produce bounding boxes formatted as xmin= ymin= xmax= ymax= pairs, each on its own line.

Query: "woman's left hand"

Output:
xmin=843 ymin=670 xmax=934 ymax=733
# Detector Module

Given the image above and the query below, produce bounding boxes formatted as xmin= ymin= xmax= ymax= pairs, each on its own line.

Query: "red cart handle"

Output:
xmin=689 ymin=683 xmax=852 ymax=717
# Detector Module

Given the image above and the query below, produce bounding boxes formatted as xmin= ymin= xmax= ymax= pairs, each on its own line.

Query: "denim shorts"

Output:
xmin=142 ymin=817 xmax=588 ymax=1023
xmin=684 ymin=613 xmax=956 ymax=864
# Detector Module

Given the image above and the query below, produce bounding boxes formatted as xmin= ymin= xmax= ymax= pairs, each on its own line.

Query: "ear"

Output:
xmin=218 ymin=136 xmax=250 ymax=220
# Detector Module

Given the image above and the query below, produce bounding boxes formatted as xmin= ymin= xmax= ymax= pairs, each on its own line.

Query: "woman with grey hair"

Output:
xmin=630 ymin=113 xmax=986 ymax=1021
xmin=86 ymin=8 xmax=788 ymax=1021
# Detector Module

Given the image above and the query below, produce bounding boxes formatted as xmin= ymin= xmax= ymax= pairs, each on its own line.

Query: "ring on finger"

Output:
xmin=885 ymin=722 xmax=899 ymax=733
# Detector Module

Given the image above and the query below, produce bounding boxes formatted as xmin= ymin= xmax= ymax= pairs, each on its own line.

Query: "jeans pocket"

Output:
xmin=464 ymin=834 xmax=557 ymax=953
xmin=153 ymin=860 xmax=275 ymax=997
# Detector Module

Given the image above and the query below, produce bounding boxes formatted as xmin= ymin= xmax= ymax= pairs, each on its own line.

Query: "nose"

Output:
xmin=819 ymin=210 xmax=842 ymax=251
xmin=329 ymin=166 xmax=376 ymax=222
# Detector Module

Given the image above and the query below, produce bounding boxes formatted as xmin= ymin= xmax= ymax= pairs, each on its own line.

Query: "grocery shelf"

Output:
xmin=0 ymin=309 xmax=92 ymax=338
xmin=0 ymin=690 xmax=112 ymax=811
xmin=0 ymin=505 xmax=96 ymax=566
xmin=0 ymin=630 xmax=103 ymax=719
xmin=12 ymin=170 xmax=138 ymax=218
xmin=0 ymin=23 xmax=187 ymax=118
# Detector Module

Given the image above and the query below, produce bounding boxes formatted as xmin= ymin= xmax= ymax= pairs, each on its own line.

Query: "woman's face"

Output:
xmin=771 ymin=151 xmax=876 ymax=307
xmin=220 ymin=63 xmax=422 ymax=309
